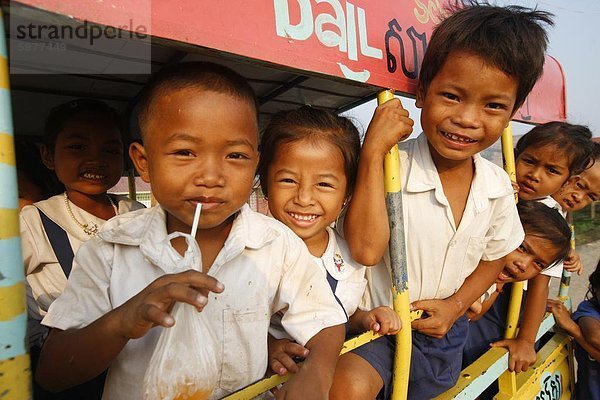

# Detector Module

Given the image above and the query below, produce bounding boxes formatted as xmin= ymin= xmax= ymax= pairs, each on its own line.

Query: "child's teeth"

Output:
xmin=83 ymin=172 xmax=104 ymax=179
xmin=290 ymin=212 xmax=317 ymax=221
xmin=444 ymin=132 xmax=475 ymax=143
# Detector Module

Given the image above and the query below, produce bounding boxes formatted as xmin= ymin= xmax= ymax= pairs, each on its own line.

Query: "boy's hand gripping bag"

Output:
xmin=144 ymin=231 xmax=221 ymax=400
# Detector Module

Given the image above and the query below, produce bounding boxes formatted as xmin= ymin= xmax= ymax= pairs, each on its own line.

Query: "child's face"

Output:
xmin=416 ymin=50 xmax=518 ymax=169
xmin=516 ymin=144 xmax=570 ymax=200
xmin=266 ymin=137 xmax=347 ymax=254
xmin=496 ymin=235 xmax=561 ymax=284
xmin=43 ymin=114 xmax=123 ymax=197
xmin=132 ymin=89 xmax=259 ymax=234
xmin=553 ymin=164 xmax=600 ymax=211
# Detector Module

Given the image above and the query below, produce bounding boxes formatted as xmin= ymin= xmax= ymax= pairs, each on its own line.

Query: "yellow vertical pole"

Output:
xmin=377 ymin=90 xmax=411 ymax=400
xmin=0 ymin=8 xmax=32 ymax=399
xmin=497 ymin=123 xmax=521 ymax=396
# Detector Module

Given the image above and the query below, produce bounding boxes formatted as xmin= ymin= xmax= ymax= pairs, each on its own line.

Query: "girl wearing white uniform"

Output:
xmin=257 ymin=106 xmax=400 ymax=378
xmin=21 ymin=99 xmax=143 ymax=399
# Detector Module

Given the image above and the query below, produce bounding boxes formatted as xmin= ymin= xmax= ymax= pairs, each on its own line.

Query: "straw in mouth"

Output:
xmin=190 ymin=203 xmax=202 ymax=237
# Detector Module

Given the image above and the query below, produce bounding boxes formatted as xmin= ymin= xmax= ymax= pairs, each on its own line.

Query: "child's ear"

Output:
xmin=129 ymin=142 xmax=151 ymax=183
xmin=40 ymin=144 xmax=55 ymax=170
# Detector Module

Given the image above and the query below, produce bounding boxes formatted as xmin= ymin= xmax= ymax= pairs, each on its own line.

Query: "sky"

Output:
xmin=344 ymin=0 xmax=600 ymax=138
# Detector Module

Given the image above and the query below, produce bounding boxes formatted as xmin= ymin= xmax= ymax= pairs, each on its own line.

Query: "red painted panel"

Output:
xmin=15 ymin=0 xmax=566 ymax=123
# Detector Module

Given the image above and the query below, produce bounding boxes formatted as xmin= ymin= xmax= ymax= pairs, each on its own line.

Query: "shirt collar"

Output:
xmin=313 ymin=227 xmax=352 ymax=281
xmin=98 ymin=204 xmax=279 ymax=272
xmin=404 ymin=134 xmax=511 ymax=213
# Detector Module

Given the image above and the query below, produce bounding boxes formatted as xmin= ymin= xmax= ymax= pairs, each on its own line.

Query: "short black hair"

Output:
xmin=517 ymin=200 xmax=570 ymax=269
xmin=515 ymin=122 xmax=594 ymax=175
xmin=135 ymin=62 xmax=258 ymax=140
xmin=419 ymin=1 xmax=553 ymax=111
xmin=584 ymin=141 xmax=600 ymax=171
xmin=44 ymin=98 xmax=124 ymax=152
xmin=258 ymin=106 xmax=361 ymax=198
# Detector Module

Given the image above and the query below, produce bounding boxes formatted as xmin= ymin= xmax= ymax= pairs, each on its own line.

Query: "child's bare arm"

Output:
xmin=344 ymin=99 xmax=413 ymax=265
xmin=468 ymin=289 xmax=501 ymax=322
xmin=491 ymin=274 xmax=549 ymax=372
xmin=276 ymin=324 xmax=345 ymax=399
xmin=36 ymin=271 xmax=224 ymax=391
xmin=548 ymin=300 xmax=600 ymax=362
xmin=412 ymin=258 xmax=505 ymax=338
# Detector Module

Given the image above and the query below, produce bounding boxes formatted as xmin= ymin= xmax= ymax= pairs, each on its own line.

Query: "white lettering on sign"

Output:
xmin=274 ymin=0 xmax=382 ymax=81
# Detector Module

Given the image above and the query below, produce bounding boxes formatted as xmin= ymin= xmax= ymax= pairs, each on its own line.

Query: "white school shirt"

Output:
xmin=313 ymin=227 xmax=367 ymax=317
xmin=361 ymin=134 xmax=524 ymax=309
xmin=536 ymin=196 xmax=567 ymax=279
xmin=20 ymin=193 xmax=144 ymax=347
xmin=270 ymin=227 xmax=366 ymax=339
xmin=42 ymin=204 xmax=346 ymax=400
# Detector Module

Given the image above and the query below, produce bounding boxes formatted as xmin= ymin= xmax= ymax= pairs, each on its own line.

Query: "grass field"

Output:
xmin=573 ymin=203 xmax=600 ymax=245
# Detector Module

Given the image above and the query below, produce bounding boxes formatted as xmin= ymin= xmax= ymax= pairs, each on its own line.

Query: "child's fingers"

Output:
xmin=175 ymin=269 xmax=225 ymax=293
xmin=274 ymin=352 xmax=299 ymax=375
xmin=389 ymin=315 xmax=401 ymax=334
xmin=283 ymin=341 xmax=309 ymax=359
xmin=270 ymin=358 xmax=290 ymax=376
xmin=410 ymin=299 xmax=436 ymax=313
xmin=376 ymin=318 xmax=390 ymax=334
xmin=371 ymin=322 xmax=381 ymax=332
xmin=153 ymin=282 xmax=210 ymax=311
xmin=378 ymin=97 xmax=405 ymax=111
xmin=490 ymin=339 xmax=509 ymax=349
xmin=139 ymin=303 xmax=175 ymax=328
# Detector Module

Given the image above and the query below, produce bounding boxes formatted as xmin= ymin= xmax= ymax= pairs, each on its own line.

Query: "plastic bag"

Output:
xmin=143 ymin=230 xmax=221 ymax=400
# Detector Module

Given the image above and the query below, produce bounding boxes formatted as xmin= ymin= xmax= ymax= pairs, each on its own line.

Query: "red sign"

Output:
xmin=15 ymin=0 xmax=566 ymax=123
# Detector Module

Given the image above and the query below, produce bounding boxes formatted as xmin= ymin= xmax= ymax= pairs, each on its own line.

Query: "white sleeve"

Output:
xmin=482 ymin=195 xmax=524 ymax=261
xmin=42 ymin=237 xmax=113 ymax=330
xmin=274 ymin=233 xmax=347 ymax=346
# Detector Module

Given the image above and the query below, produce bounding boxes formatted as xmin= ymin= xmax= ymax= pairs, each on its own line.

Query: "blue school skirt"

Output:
xmin=352 ymin=314 xmax=469 ymax=400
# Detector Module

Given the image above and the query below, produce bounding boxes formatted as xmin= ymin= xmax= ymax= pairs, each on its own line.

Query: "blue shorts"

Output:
xmin=463 ymin=284 xmax=531 ymax=366
xmin=352 ymin=314 xmax=469 ymax=400
xmin=463 ymin=284 xmax=529 ymax=399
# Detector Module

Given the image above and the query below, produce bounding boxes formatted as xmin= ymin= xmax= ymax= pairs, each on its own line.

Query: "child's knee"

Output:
xmin=330 ymin=353 xmax=383 ymax=400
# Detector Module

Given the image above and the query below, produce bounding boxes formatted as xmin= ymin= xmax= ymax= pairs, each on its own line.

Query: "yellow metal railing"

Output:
xmin=377 ymin=90 xmax=412 ymax=400
xmin=0 ymin=8 xmax=31 ymax=399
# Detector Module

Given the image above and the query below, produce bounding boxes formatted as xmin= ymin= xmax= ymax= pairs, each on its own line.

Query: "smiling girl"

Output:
xmin=20 ymin=99 xmax=144 ymax=399
xmin=258 ymin=106 xmax=400 ymax=381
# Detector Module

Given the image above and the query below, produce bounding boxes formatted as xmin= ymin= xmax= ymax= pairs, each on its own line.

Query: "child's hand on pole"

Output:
xmin=267 ymin=336 xmax=309 ymax=376
xmin=410 ymin=298 xmax=461 ymax=338
xmin=113 ymin=270 xmax=224 ymax=340
xmin=563 ymin=249 xmax=583 ymax=275
xmin=490 ymin=337 xmax=536 ymax=372
xmin=363 ymin=98 xmax=414 ymax=158
xmin=547 ymin=299 xmax=578 ymax=334
xmin=362 ymin=306 xmax=401 ymax=335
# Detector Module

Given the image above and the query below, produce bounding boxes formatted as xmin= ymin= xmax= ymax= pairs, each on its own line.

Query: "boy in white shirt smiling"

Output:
xmin=336 ymin=3 xmax=554 ymax=399
xmin=36 ymin=62 xmax=347 ymax=400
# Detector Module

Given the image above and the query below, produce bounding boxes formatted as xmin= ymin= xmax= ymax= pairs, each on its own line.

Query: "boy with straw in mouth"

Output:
xmin=36 ymin=62 xmax=347 ymax=399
